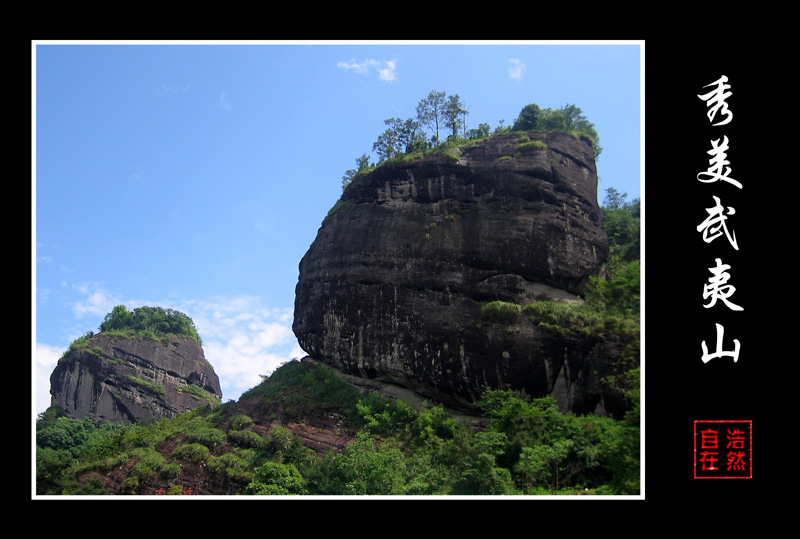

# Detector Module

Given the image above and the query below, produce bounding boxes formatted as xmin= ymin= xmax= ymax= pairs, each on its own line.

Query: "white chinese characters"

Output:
xmin=698 ymin=76 xmax=742 ymax=363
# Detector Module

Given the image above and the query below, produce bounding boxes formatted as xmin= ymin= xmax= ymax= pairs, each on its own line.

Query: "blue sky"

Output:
xmin=33 ymin=41 xmax=642 ymax=414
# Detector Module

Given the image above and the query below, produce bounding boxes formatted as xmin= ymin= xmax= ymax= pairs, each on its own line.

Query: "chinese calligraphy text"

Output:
xmin=694 ymin=420 xmax=752 ymax=479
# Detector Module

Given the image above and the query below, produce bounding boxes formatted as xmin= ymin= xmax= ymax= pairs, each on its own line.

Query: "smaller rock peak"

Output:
xmin=49 ymin=306 xmax=222 ymax=425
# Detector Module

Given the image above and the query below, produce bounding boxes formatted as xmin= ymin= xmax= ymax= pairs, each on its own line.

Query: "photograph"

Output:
xmin=33 ymin=40 xmax=646 ymax=499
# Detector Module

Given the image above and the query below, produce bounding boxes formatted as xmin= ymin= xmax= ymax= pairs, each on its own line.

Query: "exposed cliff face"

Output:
xmin=50 ymin=333 xmax=222 ymax=424
xmin=293 ymin=132 xmax=625 ymax=416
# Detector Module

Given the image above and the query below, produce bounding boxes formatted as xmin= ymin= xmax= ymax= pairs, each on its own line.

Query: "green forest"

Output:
xmin=342 ymin=92 xmax=602 ymax=191
xmin=37 ymin=362 xmax=639 ymax=496
xmin=98 ymin=305 xmax=202 ymax=344
xmin=35 ymin=186 xmax=640 ymax=497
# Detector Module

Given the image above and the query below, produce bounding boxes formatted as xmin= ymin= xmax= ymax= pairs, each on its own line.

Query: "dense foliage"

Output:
xmin=341 ymin=94 xmax=601 ymax=191
xmin=511 ymin=103 xmax=601 ymax=156
xmin=37 ymin=353 xmax=639 ymax=496
xmin=97 ymin=305 xmax=202 ymax=344
xmin=584 ymin=188 xmax=641 ymax=318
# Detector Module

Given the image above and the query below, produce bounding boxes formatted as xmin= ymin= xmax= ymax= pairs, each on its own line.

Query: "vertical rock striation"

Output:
xmin=293 ymin=132 xmax=624 ymax=415
xmin=50 ymin=333 xmax=222 ymax=424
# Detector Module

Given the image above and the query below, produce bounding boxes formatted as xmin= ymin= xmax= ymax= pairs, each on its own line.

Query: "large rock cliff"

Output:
xmin=293 ymin=132 xmax=627 ymax=416
xmin=50 ymin=333 xmax=222 ymax=424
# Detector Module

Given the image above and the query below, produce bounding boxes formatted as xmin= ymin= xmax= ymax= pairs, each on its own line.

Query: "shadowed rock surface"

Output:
xmin=50 ymin=333 xmax=222 ymax=424
xmin=293 ymin=132 xmax=625 ymax=416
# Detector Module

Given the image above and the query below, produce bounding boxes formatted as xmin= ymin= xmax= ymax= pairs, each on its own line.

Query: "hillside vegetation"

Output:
xmin=342 ymin=96 xmax=602 ymax=190
xmin=36 ymin=188 xmax=639 ymax=497
xmin=99 ymin=305 xmax=202 ymax=344
xmin=37 ymin=361 xmax=639 ymax=496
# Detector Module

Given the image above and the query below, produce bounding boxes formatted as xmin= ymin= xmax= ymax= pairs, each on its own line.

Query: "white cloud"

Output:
xmin=154 ymin=82 xmax=192 ymax=96
xmin=127 ymin=166 xmax=144 ymax=182
xmin=34 ymin=343 xmax=63 ymax=415
xmin=508 ymin=58 xmax=525 ymax=81
xmin=219 ymin=91 xmax=233 ymax=111
xmin=337 ymin=59 xmax=379 ymax=73
xmin=175 ymin=296 xmax=304 ymax=402
xmin=72 ymin=283 xmax=119 ymax=319
xmin=35 ymin=293 xmax=305 ymax=414
xmin=338 ymin=58 xmax=397 ymax=82
xmin=378 ymin=59 xmax=397 ymax=82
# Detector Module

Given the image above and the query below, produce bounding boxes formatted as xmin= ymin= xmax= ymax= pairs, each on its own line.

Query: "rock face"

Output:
xmin=293 ymin=132 xmax=625 ymax=416
xmin=50 ymin=333 xmax=222 ymax=424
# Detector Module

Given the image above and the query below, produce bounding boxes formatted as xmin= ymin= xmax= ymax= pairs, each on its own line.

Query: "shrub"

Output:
xmin=325 ymin=433 xmax=408 ymax=495
xmin=164 ymin=484 xmax=186 ymax=495
xmin=426 ymin=137 xmax=470 ymax=162
xmin=36 ymin=416 xmax=95 ymax=455
xmin=523 ymin=301 xmax=597 ymax=334
xmin=159 ymin=462 xmax=182 ymax=480
xmin=35 ymin=447 xmax=74 ymax=495
xmin=184 ymin=425 xmax=226 ymax=449
xmin=584 ymin=259 xmax=640 ymax=318
xmin=229 ymin=414 xmax=254 ymax=430
xmin=184 ymin=384 xmax=220 ymax=406
xmin=172 ymin=443 xmax=210 ymax=463
xmin=129 ymin=448 xmax=166 ymax=481
xmin=58 ymin=332 xmax=95 ymax=361
xmin=228 ymin=429 xmax=266 ymax=450
xmin=517 ymin=140 xmax=547 ymax=153
xmin=63 ymin=475 xmax=108 ymax=495
xmin=266 ymin=425 xmax=295 ymax=455
xmin=207 ymin=450 xmax=256 ymax=487
xmin=246 ymin=461 xmax=308 ymax=495
xmin=480 ymin=301 xmax=521 ymax=324
xmin=136 ymin=448 xmax=166 ymax=470
xmin=120 ymin=476 xmax=139 ymax=494
xmin=120 ymin=424 xmax=158 ymax=449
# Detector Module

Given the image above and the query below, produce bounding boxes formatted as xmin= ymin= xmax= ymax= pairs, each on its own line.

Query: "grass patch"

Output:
xmin=172 ymin=442 xmax=211 ymax=463
xmin=183 ymin=383 xmax=220 ymax=406
xmin=228 ymin=429 xmax=267 ymax=450
xmin=523 ymin=301 xmax=598 ymax=334
xmin=517 ymin=140 xmax=547 ymax=153
xmin=523 ymin=301 xmax=639 ymax=338
xmin=241 ymin=360 xmax=363 ymax=424
xmin=125 ymin=375 xmax=165 ymax=396
xmin=326 ymin=198 xmax=356 ymax=219
xmin=480 ymin=301 xmax=522 ymax=324
xmin=184 ymin=424 xmax=227 ymax=449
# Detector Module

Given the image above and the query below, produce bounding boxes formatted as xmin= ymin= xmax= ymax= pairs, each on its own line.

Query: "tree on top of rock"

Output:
xmin=99 ymin=305 xmax=202 ymax=344
xmin=442 ymin=94 xmax=468 ymax=139
xmin=512 ymin=103 xmax=602 ymax=157
xmin=415 ymin=90 xmax=447 ymax=144
xmin=372 ymin=117 xmax=427 ymax=163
